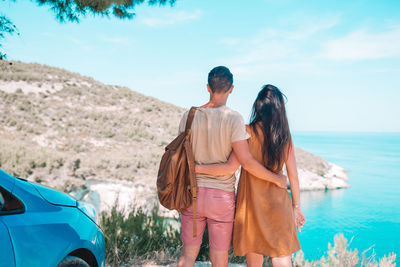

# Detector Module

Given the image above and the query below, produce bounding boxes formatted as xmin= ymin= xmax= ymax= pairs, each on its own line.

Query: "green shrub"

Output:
xmin=0 ymin=138 xmax=63 ymax=178
xmin=98 ymin=203 xmax=396 ymax=267
xmin=293 ymin=234 xmax=396 ymax=267
xmin=100 ymin=205 xmax=181 ymax=266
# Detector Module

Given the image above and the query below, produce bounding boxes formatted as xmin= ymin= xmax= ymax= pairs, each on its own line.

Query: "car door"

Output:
xmin=1 ymin=180 xmax=87 ymax=267
xmin=0 ymin=188 xmax=16 ymax=267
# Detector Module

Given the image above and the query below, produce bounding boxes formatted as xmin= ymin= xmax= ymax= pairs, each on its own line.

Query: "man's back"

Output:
xmin=179 ymin=105 xmax=249 ymax=191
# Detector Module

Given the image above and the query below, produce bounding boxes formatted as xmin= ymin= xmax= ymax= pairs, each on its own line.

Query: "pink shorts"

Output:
xmin=180 ymin=187 xmax=235 ymax=251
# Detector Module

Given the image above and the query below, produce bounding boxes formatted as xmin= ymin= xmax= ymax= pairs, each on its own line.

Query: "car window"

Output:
xmin=0 ymin=186 xmax=25 ymax=215
xmin=0 ymin=192 xmax=4 ymax=210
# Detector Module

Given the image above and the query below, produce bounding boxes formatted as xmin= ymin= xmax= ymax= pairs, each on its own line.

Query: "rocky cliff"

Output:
xmin=0 ymin=60 xmax=349 ymax=215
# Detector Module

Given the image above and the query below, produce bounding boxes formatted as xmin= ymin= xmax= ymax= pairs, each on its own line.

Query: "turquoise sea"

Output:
xmin=292 ymin=132 xmax=400 ymax=263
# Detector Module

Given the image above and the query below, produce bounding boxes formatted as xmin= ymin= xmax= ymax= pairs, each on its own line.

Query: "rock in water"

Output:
xmin=293 ymin=147 xmax=349 ymax=191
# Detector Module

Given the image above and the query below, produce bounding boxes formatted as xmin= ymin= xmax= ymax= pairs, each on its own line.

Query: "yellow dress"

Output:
xmin=233 ymin=125 xmax=300 ymax=257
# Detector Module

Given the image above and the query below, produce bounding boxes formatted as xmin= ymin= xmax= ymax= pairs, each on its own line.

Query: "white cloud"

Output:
xmin=98 ymin=36 xmax=130 ymax=45
xmin=67 ymin=37 xmax=93 ymax=52
xmin=220 ymin=16 xmax=339 ymax=65
xmin=320 ymin=26 xmax=400 ymax=60
xmin=284 ymin=17 xmax=340 ymax=40
xmin=211 ymin=14 xmax=341 ymax=81
xmin=69 ymin=37 xmax=85 ymax=46
xmin=230 ymin=42 xmax=295 ymax=65
xmin=219 ymin=38 xmax=241 ymax=46
xmin=140 ymin=10 xmax=202 ymax=27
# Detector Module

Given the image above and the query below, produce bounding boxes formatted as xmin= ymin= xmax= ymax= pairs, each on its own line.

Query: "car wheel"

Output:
xmin=57 ymin=256 xmax=90 ymax=267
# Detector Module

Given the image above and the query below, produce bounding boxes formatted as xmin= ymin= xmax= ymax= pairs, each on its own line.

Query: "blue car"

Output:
xmin=0 ymin=169 xmax=105 ymax=267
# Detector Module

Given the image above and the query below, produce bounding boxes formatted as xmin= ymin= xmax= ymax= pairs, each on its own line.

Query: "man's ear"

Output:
xmin=207 ymin=84 xmax=212 ymax=94
xmin=227 ymin=85 xmax=234 ymax=94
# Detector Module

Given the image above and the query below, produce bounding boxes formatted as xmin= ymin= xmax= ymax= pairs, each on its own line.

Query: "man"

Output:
xmin=177 ymin=66 xmax=286 ymax=267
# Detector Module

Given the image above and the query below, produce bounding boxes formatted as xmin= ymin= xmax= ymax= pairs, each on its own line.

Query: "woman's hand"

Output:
xmin=293 ymin=206 xmax=306 ymax=232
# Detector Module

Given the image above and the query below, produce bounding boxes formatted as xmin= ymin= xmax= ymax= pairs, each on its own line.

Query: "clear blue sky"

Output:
xmin=1 ymin=0 xmax=400 ymax=132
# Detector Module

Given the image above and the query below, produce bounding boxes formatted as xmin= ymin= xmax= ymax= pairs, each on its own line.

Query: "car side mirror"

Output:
xmin=0 ymin=191 xmax=4 ymax=211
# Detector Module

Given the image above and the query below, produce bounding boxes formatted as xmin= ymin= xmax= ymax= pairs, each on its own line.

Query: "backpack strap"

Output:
xmin=185 ymin=107 xmax=198 ymax=134
xmin=184 ymin=141 xmax=197 ymax=238
xmin=184 ymin=106 xmax=198 ymax=237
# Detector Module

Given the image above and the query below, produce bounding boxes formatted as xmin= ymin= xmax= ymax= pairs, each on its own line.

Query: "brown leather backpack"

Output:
xmin=157 ymin=107 xmax=198 ymax=236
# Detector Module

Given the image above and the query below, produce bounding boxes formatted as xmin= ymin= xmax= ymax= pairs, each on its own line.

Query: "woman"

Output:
xmin=196 ymin=84 xmax=305 ymax=267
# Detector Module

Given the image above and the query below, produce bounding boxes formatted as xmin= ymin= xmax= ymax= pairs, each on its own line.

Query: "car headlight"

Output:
xmin=77 ymin=201 xmax=97 ymax=224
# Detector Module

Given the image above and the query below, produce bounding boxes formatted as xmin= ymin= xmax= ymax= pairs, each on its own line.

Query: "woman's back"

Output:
xmin=246 ymin=123 xmax=287 ymax=173
xmin=233 ymin=125 xmax=300 ymax=257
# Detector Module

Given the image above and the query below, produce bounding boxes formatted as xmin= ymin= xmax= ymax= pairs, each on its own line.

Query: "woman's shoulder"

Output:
xmin=245 ymin=123 xmax=263 ymax=134
xmin=245 ymin=125 xmax=252 ymax=135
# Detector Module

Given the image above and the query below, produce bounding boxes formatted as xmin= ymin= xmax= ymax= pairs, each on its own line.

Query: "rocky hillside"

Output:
xmin=0 ymin=60 xmax=349 ymax=214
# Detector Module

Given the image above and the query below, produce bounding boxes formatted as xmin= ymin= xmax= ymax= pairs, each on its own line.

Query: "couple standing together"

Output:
xmin=177 ymin=66 xmax=306 ymax=267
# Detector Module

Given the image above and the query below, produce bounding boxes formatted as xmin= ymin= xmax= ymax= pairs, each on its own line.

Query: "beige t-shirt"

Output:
xmin=178 ymin=105 xmax=250 ymax=191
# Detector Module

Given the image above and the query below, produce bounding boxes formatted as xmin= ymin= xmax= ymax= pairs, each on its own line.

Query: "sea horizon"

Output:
xmin=292 ymin=130 xmax=400 ymax=135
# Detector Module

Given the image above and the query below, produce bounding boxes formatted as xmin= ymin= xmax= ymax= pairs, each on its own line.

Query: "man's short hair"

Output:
xmin=208 ymin=66 xmax=233 ymax=93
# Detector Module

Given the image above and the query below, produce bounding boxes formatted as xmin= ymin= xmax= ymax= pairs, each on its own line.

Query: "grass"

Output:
xmin=100 ymin=205 xmax=396 ymax=267
xmin=100 ymin=205 xmax=181 ymax=266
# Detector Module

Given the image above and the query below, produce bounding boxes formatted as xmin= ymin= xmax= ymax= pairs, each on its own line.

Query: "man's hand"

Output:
xmin=277 ymin=173 xmax=288 ymax=189
xmin=195 ymin=164 xmax=202 ymax=174
xmin=293 ymin=207 xmax=306 ymax=232
xmin=232 ymin=140 xmax=287 ymax=187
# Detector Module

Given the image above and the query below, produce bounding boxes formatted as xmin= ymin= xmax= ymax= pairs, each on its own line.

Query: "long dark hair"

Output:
xmin=249 ymin=84 xmax=292 ymax=173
